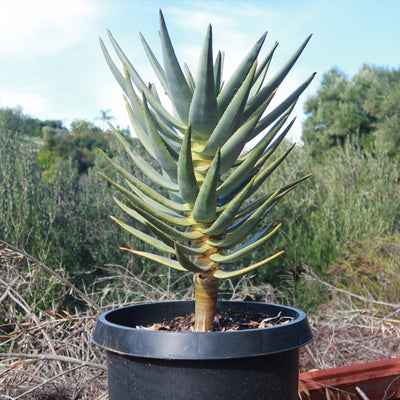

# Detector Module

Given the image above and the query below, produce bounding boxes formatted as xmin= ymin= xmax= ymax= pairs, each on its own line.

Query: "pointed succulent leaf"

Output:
xmin=106 ymin=174 xmax=188 ymax=230
xmin=99 ymin=37 xmax=127 ymax=95
xmin=242 ymin=34 xmax=312 ymax=120
xmin=111 ymin=216 xmax=174 ymax=254
xmin=139 ymin=32 xmax=170 ymax=96
xmin=249 ymin=73 xmax=316 ymax=139
xmin=213 ymin=250 xmax=284 ymax=279
xmin=217 ymin=173 xmax=255 ymax=207
xmin=255 ymin=120 xmax=296 ymax=168
xmin=99 ymin=150 xmax=189 ymax=214
xmin=178 ymin=126 xmax=199 ymax=205
xmin=213 ymin=51 xmax=223 ymax=95
xmin=249 ymin=41 xmax=278 ymax=99
xmin=209 ymin=190 xmax=280 ymax=248
xmin=125 ymin=88 xmax=182 ymax=161
xmin=122 ymin=249 xmax=188 ymax=272
xmin=210 ymin=223 xmax=282 ymax=264
xmin=251 ymin=130 xmax=296 ymax=195
xmin=189 ymin=24 xmax=218 ymax=140
xmin=217 ymin=31 xmax=266 ymax=116
xmin=204 ymin=177 xmax=255 ymax=236
xmin=137 ymin=83 xmax=182 ymax=142
xmin=123 ymin=96 xmax=155 ymax=158
xmin=114 ymin=196 xmax=201 ymax=242
xmin=237 ymin=174 xmax=312 ymax=222
xmin=125 ymin=180 xmax=184 ymax=219
xmin=184 ymin=63 xmax=195 ymax=92
xmin=174 ymin=244 xmax=212 ymax=273
xmin=219 ymin=94 xmax=273 ymax=173
xmin=238 ymin=109 xmax=295 ymax=169
xmin=143 ymin=222 xmax=209 ymax=255
xmin=234 ymin=191 xmax=279 ymax=221
xmin=116 ymin=193 xmax=192 ymax=228
xmin=124 ymin=178 xmax=190 ymax=212
xmin=236 ymin=174 xmax=312 ymax=224
xmin=143 ymin=220 xmax=173 ymax=247
xmin=97 ymin=168 xmax=144 ymax=208
xmin=274 ymin=174 xmax=313 ymax=201
xmin=159 ymin=10 xmax=192 ymax=123
xmin=142 ymin=95 xmax=178 ymax=181
xmin=202 ymin=62 xmax=257 ymax=156
xmin=145 ymin=217 xmax=201 ymax=242
xmin=148 ymin=82 xmax=161 ymax=102
xmin=217 ymin=111 xmax=289 ymax=196
xmin=192 ymin=149 xmax=221 ymax=223
xmin=108 ymin=124 xmax=178 ymax=191
xmin=106 ymin=29 xmax=185 ymax=130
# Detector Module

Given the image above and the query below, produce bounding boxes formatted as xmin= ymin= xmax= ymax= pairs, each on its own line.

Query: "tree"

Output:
xmin=302 ymin=65 xmax=400 ymax=159
xmin=95 ymin=109 xmax=114 ymax=130
xmin=0 ymin=106 xmax=66 ymax=138
xmin=38 ymin=119 xmax=123 ymax=177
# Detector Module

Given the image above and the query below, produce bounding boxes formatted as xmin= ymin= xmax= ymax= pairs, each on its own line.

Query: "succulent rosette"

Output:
xmin=99 ymin=11 xmax=314 ymax=331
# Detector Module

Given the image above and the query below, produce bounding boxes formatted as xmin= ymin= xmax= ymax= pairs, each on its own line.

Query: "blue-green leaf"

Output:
xmin=178 ymin=126 xmax=199 ymax=205
xmin=242 ymin=35 xmax=313 ymax=122
xmin=204 ymin=177 xmax=254 ymax=235
xmin=210 ymin=223 xmax=281 ymax=263
xmin=122 ymin=249 xmax=187 ymax=272
xmin=193 ymin=149 xmax=220 ymax=223
xmin=217 ymin=111 xmax=289 ymax=196
xmin=249 ymin=73 xmax=316 ymax=139
xmin=98 ymin=151 xmax=188 ymax=214
xmin=213 ymin=250 xmax=284 ymax=279
xmin=189 ymin=24 xmax=218 ymax=140
xmin=123 ymin=97 xmax=155 ymax=159
xmin=109 ymin=124 xmax=179 ymax=191
xmin=142 ymin=93 xmax=178 ymax=181
xmin=125 ymin=180 xmax=184 ymax=218
xmin=249 ymin=41 xmax=278 ymax=99
xmin=145 ymin=221 xmax=211 ymax=255
xmin=106 ymin=29 xmax=185 ymax=131
xmin=159 ymin=10 xmax=192 ymax=123
xmin=116 ymin=194 xmax=192 ymax=228
xmin=111 ymin=216 xmax=174 ymax=254
xmin=174 ymin=243 xmax=212 ymax=273
xmin=139 ymin=32 xmax=170 ymax=96
xmin=217 ymin=31 xmax=266 ymax=116
xmin=209 ymin=190 xmax=280 ymax=248
xmin=184 ymin=63 xmax=196 ymax=92
xmin=219 ymin=94 xmax=273 ymax=173
xmin=214 ymin=51 xmax=223 ymax=95
xmin=202 ymin=62 xmax=257 ymax=156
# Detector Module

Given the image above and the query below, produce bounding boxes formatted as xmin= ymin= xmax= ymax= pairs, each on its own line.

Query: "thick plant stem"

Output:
xmin=194 ymin=274 xmax=219 ymax=332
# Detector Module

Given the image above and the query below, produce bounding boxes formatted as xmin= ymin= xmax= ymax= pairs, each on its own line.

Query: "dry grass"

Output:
xmin=1 ymin=241 xmax=399 ymax=399
xmin=0 ymin=241 xmax=106 ymax=399
xmin=299 ymin=266 xmax=400 ymax=372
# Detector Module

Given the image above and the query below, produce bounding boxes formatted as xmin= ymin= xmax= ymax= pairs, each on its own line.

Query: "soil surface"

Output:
xmin=143 ymin=309 xmax=293 ymax=331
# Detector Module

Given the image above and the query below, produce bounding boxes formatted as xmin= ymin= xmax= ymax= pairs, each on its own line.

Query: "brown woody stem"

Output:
xmin=194 ymin=274 xmax=219 ymax=332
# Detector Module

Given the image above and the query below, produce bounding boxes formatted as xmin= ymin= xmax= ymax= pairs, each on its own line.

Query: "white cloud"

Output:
xmin=0 ymin=0 xmax=97 ymax=58
xmin=0 ymin=89 xmax=48 ymax=117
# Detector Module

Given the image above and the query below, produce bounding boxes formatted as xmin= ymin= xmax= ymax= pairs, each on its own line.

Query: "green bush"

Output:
xmin=0 ymin=127 xmax=154 ymax=306
xmin=328 ymin=234 xmax=400 ymax=304
xmin=254 ymin=139 xmax=399 ymax=285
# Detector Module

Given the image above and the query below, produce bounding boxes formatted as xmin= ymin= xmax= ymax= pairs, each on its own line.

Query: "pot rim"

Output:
xmin=92 ymin=300 xmax=313 ymax=360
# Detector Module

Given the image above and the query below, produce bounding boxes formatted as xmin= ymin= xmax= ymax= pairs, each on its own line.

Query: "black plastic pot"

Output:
xmin=93 ymin=300 xmax=313 ymax=400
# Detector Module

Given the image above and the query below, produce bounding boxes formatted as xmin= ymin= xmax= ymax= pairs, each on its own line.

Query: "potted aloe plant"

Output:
xmin=93 ymin=10 xmax=314 ymax=400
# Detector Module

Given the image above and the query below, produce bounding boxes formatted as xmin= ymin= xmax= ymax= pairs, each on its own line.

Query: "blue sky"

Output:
xmin=0 ymin=0 xmax=399 ymax=141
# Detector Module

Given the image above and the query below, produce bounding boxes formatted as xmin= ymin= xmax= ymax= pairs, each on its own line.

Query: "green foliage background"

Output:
xmin=302 ymin=65 xmax=400 ymax=159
